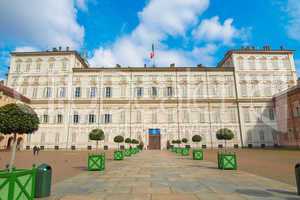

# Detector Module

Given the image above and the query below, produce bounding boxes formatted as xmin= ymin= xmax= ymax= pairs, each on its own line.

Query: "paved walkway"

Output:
xmin=45 ymin=150 xmax=299 ymax=200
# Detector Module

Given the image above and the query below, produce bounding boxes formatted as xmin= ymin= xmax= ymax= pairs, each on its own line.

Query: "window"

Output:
xmin=105 ymin=87 xmax=112 ymax=97
xmin=43 ymin=114 xmax=49 ymax=123
xmin=269 ymin=108 xmax=275 ymax=120
xmin=59 ymin=87 xmax=66 ymax=98
xmin=89 ymin=114 xmax=96 ymax=124
xmin=272 ymin=57 xmax=279 ymax=69
xmin=57 ymin=114 xmax=63 ymax=124
xmin=152 ymin=110 xmax=157 ymax=123
xmin=121 ymin=86 xmax=126 ymax=97
xmin=44 ymin=87 xmax=52 ymax=98
xmin=296 ymin=105 xmax=300 ymax=117
xmin=197 ymin=85 xmax=204 ymax=97
xmin=15 ymin=63 xmax=21 ymax=72
xmin=136 ymin=111 xmax=142 ymax=123
xmin=151 ymin=87 xmax=158 ymax=97
xmin=120 ymin=111 xmax=125 ymax=123
xmin=49 ymin=63 xmax=54 ymax=72
xmin=213 ymin=108 xmax=221 ymax=123
xmin=182 ymin=86 xmax=187 ymax=97
xmin=55 ymin=133 xmax=60 ymax=145
xmin=183 ymin=110 xmax=189 ymax=123
xmin=167 ymin=87 xmax=173 ymax=97
xmin=241 ymin=84 xmax=247 ymax=97
xmin=255 ymin=107 xmax=262 ymax=122
xmin=243 ymin=107 xmax=250 ymax=123
xmin=136 ymin=87 xmax=143 ymax=97
xmin=229 ymin=108 xmax=237 ymax=122
xmin=62 ymin=62 xmax=68 ymax=71
xmin=211 ymin=85 xmax=217 ymax=96
xmin=36 ymin=63 xmax=41 ymax=72
xmin=73 ymin=113 xmax=80 ymax=124
xmin=32 ymin=88 xmax=37 ymax=98
xmin=104 ymin=114 xmax=112 ymax=123
xmin=226 ymin=85 xmax=233 ymax=97
xmin=168 ymin=109 xmax=174 ymax=123
xmin=75 ymin=87 xmax=81 ymax=98
xmin=25 ymin=63 xmax=30 ymax=72
xmin=199 ymin=109 xmax=205 ymax=123
xmin=90 ymin=87 xmax=96 ymax=98
xmin=22 ymin=88 xmax=27 ymax=96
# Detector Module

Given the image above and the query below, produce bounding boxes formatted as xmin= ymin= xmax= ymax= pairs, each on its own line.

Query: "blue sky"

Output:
xmin=0 ymin=0 xmax=300 ymax=79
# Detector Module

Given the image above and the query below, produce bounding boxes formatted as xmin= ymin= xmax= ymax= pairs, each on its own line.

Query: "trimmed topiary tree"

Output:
xmin=0 ymin=103 xmax=39 ymax=172
xmin=114 ymin=135 xmax=124 ymax=150
xmin=131 ymin=139 xmax=139 ymax=146
xmin=125 ymin=138 xmax=131 ymax=148
xmin=216 ymin=128 xmax=234 ymax=152
xmin=181 ymin=138 xmax=188 ymax=144
xmin=89 ymin=129 xmax=105 ymax=152
xmin=192 ymin=135 xmax=202 ymax=148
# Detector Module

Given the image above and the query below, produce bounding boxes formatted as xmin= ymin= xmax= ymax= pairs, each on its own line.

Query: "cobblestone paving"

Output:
xmin=45 ymin=150 xmax=300 ymax=200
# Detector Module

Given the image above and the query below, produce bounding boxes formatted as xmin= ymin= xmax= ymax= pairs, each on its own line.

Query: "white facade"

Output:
xmin=5 ymin=48 xmax=298 ymax=149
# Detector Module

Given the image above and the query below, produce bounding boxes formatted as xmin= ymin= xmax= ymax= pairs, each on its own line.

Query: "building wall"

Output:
xmin=5 ymin=49 xmax=297 ymax=149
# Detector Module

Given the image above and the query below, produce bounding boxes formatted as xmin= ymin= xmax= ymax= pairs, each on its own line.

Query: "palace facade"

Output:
xmin=4 ymin=47 xmax=298 ymax=149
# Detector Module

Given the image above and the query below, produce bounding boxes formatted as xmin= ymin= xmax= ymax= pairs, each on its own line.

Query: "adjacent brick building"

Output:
xmin=273 ymin=80 xmax=300 ymax=147
xmin=0 ymin=83 xmax=31 ymax=149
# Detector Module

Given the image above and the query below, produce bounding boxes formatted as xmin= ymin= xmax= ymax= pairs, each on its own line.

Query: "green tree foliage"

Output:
xmin=0 ymin=103 xmax=39 ymax=171
xmin=114 ymin=135 xmax=124 ymax=150
xmin=192 ymin=135 xmax=202 ymax=148
xmin=181 ymin=138 xmax=188 ymax=144
xmin=88 ymin=129 xmax=105 ymax=152
xmin=216 ymin=128 xmax=234 ymax=151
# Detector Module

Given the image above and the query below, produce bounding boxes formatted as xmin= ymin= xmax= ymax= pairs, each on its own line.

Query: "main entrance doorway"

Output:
xmin=148 ymin=129 xmax=161 ymax=150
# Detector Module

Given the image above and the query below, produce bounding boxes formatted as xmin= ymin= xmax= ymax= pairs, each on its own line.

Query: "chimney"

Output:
xmin=52 ymin=47 xmax=57 ymax=51
xmin=170 ymin=63 xmax=175 ymax=68
xmin=280 ymin=45 xmax=284 ymax=50
xmin=197 ymin=64 xmax=203 ymax=67
xmin=66 ymin=46 xmax=70 ymax=51
xmin=144 ymin=64 xmax=147 ymax=68
xmin=58 ymin=46 xmax=62 ymax=51
xmin=116 ymin=64 xmax=121 ymax=68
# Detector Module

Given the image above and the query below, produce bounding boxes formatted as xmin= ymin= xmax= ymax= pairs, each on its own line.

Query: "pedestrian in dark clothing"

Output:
xmin=36 ymin=146 xmax=40 ymax=155
xmin=33 ymin=146 xmax=37 ymax=156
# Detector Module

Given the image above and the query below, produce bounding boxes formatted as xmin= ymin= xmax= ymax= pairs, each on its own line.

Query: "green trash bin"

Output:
xmin=35 ymin=163 xmax=52 ymax=198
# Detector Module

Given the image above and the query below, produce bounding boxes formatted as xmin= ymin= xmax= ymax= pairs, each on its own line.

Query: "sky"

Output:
xmin=0 ymin=0 xmax=300 ymax=79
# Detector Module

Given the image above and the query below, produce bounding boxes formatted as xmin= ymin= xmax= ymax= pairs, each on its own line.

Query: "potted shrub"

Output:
xmin=124 ymin=138 xmax=132 ymax=157
xmin=175 ymin=139 xmax=182 ymax=154
xmin=0 ymin=103 xmax=39 ymax=200
xmin=114 ymin=135 xmax=124 ymax=160
xmin=216 ymin=128 xmax=237 ymax=170
xmin=131 ymin=139 xmax=139 ymax=154
xmin=192 ymin=135 xmax=203 ymax=160
xmin=171 ymin=140 xmax=177 ymax=152
xmin=87 ymin=129 xmax=105 ymax=171
xmin=137 ymin=141 xmax=144 ymax=151
xmin=181 ymin=138 xmax=190 ymax=156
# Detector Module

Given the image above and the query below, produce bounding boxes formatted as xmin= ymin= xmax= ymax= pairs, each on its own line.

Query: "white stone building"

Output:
xmin=4 ymin=47 xmax=298 ymax=150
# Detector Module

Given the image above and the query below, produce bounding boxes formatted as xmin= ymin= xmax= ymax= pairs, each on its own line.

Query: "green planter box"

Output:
xmin=0 ymin=168 xmax=37 ymax=200
xmin=176 ymin=147 xmax=182 ymax=154
xmin=171 ymin=147 xmax=177 ymax=152
xmin=88 ymin=154 xmax=105 ymax=171
xmin=130 ymin=148 xmax=136 ymax=155
xmin=134 ymin=147 xmax=139 ymax=153
xmin=181 ymin=148 xmax=190 ymax=156
xmin=124 ymin=149 xmax=131 ymax=157
xmin=218 ymin=152 xmax=237 ymax=170
xmin=114 ymin=151 xmax=124 ymax=160
xmin=193 ymin=149 xmax=203 ymax=160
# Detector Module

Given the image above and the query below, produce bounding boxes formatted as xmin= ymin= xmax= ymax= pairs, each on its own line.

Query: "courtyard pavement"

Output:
xmin=44 ymin=150 xmax=300 ymax=200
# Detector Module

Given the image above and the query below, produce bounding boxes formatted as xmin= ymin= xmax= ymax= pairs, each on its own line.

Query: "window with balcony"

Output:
xmin=151 ymin=87 xmax=158 ymax=97
xmin=136 ymin=87 xmax=143 ymax=97
xmin=90 ymin=87 xmax=97 ymax=98
xmin=75 ymin=87 xmax=81 ymax=98
xmin=73 ymin=113 xmax=80 ymax=124
xmin=57 ymin=114 xmax=63 ymax=124
xmin=167 ymin=87 xmax=173 ymax=97
xmin=105 ymin=87 xmax=112 ymax=97
xmin=104 ymin=114 xmax=112 ymax=123
xmin=44 ymin=87 xmax=52 ymax=98
xmin=59 ymin=87 xmax=66 ymax=98
xmin=89 ymin=114 xmax=96 ymax=124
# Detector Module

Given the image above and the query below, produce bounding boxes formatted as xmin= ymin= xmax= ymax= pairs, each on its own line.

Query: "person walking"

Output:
xmin=33 ymin=146 xmax=37 ymax=156
xmin=36 ymin=146 xmax=40 ymax=155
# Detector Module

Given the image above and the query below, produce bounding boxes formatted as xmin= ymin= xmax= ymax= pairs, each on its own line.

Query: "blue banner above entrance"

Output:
xmin=149 ymin=129 xmax=160 ymax=135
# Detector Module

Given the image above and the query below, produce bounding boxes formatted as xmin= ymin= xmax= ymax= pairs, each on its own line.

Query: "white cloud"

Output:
xmin=14 ymin=46 xmax=39 ymax=52
xmin=0 ymin=0 xmax=84 ymax=49
xmin=286 ymin=0 xmax=300 ymax=41
xmin=192 ymin=16 xmax=242 ymax=45
xmin=75 ymin=0 xmax=88 ymax=11
xmin=90 ymin=0 xmax=212 ymax=67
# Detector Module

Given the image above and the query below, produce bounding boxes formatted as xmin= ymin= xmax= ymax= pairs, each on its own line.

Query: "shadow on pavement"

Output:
xmin=235 ymin=189 xmax=273 ymax=197
xmin=267 ymin=189 xmax=297 ymax=196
